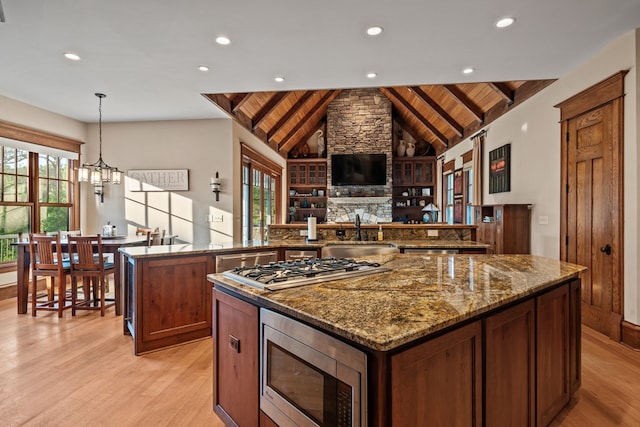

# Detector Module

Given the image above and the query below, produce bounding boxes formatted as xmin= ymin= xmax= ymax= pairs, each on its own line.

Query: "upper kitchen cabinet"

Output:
xmin=393 ymin=156 xmax=435 ymax=186
xmin=392 ymin=156 xmax=436 ymax=223
xmin=288 ymin=159 xmax=327 ymax=223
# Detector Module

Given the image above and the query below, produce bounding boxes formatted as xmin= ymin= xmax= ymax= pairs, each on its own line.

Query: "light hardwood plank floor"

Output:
xmin=1 ymin=297 xmax=639 ymax=426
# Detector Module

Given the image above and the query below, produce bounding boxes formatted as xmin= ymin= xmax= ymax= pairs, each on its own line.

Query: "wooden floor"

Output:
xmin=0 ymin=297 xmax=639 ymax=427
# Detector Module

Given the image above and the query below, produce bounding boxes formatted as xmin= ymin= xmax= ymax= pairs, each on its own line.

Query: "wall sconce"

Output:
xmin=210 ymin=172 xmax=221 ymax=201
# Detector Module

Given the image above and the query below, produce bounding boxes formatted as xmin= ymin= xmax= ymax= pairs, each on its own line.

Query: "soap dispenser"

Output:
xmin=378 ymin=225 xmax=384 ymax=241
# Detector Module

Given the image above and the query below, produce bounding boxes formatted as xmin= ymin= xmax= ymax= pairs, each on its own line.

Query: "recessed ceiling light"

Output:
xmin=215 ymin=36 xmax=231 ymax=45
xmin=274 ymin=76 xmax=285 ymax=83
xmin=462 ymin=67 xmax=475 ymax=75
xmin=496 ymin=17 xmax=516 ymax=28
xmin=366 ymin=26 xmax=384 ymax=36
xmin=64 ymin=52 xmax=81 ymax=61
xmin=198 ymin=66 xmax=209 ymax=72
xmin=367 ymin=72 xmax=377 ymax=79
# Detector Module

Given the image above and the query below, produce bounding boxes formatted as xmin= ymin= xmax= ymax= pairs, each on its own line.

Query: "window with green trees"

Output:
xmin=0 ymin=146 xmax=74 ymax=264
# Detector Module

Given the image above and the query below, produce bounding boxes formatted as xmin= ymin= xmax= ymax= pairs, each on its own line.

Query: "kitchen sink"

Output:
xmin=321 ymin=242 xmax=400 ymax=258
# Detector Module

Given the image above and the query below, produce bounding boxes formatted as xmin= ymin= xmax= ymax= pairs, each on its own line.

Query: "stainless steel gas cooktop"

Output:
xmin=222 ymin=257 xmax=389 ymax=291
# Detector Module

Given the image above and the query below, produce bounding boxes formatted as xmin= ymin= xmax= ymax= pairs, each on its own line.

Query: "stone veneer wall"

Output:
xmin=326 ymin=88 xmax=393 ymax=223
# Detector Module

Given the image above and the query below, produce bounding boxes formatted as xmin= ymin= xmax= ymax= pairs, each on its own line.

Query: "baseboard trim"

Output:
xmin=621 ymin=320 xmax=640 ymax=350
xmin=0 ymin=283 xmax=17 ymax=301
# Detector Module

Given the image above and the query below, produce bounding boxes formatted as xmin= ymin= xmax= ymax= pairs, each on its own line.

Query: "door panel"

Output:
xmin=558 ymin=71 xmax=625 ymax=341
xmin=566 ymin=104 xmax=617 ymax=337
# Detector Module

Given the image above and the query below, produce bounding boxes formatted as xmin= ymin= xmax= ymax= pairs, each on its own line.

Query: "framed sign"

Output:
xmin=489 ymin=144 xmax=511 ymax=194
xmin=127 ymin=169 xmax=189 ymax=191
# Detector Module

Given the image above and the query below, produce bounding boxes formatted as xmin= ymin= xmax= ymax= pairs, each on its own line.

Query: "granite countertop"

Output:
xmin=208 ymin=254 xmax=586 ymax=352
xmin=119 ymin=239 xmax=488 ymax=258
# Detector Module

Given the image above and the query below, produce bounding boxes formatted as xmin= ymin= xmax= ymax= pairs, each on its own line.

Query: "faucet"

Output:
xmin=355 ymin=214 xmax=362 ymax=241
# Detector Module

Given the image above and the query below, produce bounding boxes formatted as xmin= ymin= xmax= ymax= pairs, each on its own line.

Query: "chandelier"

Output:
xmin=78 ymin=93 xmax=122 ymax=202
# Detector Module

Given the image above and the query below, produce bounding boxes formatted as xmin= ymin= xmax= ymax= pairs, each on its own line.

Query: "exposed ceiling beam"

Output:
xmin=278 ymin=90 xmax=341 ymax=153
xmin=203 ymin=93 xmax=283 ymax=155
xmin=380 ymin=87 xmax=448 ymax=150
xmin=446 ymin=79 xmax=556 ymax=149
xmin=441 ymin=84 xmax=484 ymax=123
xmin=267 ymin=91 xmax=314 ymax=141
xmin=409 ymin=86 xmax=464 ymax=137
xmin=231 ymin=93 xmax=252 ymax=113
xmin=203 ymin=93 xmax=232 ymax=116
xmin=487 ymin=82 xmax=514 ymax=105
xmin=252 ymin=92 xmax=288 ymax=131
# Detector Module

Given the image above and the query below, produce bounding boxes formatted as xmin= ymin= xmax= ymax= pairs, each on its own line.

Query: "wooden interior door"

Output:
xmin=557 ymin=71 xmax=625 ymax=340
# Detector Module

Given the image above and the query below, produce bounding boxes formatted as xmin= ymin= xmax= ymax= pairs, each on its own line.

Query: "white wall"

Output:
xmin=444 ymin=29 xmax=639 ymax=324
xmin=0 ymin=94 xmax=87 ymax=142
xmin=230 ymin=121 xmax=287 ymax=240
xmin=83 ymin=119 xmax=234 ymax=245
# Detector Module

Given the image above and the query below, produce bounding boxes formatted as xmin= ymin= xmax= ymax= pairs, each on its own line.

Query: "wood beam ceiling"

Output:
xmin=203 ymin=78 xmax=555 ymax=158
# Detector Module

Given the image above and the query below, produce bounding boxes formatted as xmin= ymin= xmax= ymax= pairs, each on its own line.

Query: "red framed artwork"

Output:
xmin=453 ymin=169 xmax=463 ymax=196
xmin=453 ymin=198 xmax=463 ymax=223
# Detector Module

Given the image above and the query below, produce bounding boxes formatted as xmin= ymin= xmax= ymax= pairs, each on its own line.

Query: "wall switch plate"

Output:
xmin=212 ymin=214 xmax=223 ymax=222
xmin=538 ymin=215 xmax=549 ymax=225
xmin=427 ymin=229 xmax=439 ymax=237
xmin=335 ymin=229 xmax=346 ymax=237
xmin=300 ymin=230 xmax=309 ymax=237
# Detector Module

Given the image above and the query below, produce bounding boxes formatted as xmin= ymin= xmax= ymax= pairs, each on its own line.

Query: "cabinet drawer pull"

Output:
xmin=229 ymin=335 xmax=240 ymax=353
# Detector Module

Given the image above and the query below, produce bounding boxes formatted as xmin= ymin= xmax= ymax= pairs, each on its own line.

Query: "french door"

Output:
xmin=241 ymin=145 xmax=281 ymax=244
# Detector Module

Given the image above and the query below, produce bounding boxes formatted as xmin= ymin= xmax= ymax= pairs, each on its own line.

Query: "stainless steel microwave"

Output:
xmin=260 ymin=308 xmax=367 ymax=427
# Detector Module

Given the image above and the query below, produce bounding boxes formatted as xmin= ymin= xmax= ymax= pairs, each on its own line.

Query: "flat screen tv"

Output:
xmin=331 ymin=154 xmax=387 ymax=186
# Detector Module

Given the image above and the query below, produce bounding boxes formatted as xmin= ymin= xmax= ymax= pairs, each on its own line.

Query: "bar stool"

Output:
xmin=68 ymin=234 xmax=115 ymax=316
xmin=28 ymin=233 xmax=72 ymax=317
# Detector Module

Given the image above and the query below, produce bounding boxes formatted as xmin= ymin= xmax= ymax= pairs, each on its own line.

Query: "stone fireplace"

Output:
xmin=325 ymin=88 xmax=393 ymax=223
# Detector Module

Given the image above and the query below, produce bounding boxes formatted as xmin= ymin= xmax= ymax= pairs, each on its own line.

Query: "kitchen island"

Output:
xmin=119 ymin=237 xmax=487 ymax=355
xmin=208 ymin=254 xmax=586 ymax=426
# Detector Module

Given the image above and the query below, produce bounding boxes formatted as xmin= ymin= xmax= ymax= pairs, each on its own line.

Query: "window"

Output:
xmin=465 ymin=168 xmax=473 ymax=225
xmin=241 ymin=144 xmax=281 ymax=244
xmin=445 ymin=172 xmax=454 ymax=224
xmin=0 ymin=146 xmax=31 ymax=265
xmin=0 ymin=122 xmax=81 ymax=267
xmin=39 ymin=154 xmax=73 ymax=232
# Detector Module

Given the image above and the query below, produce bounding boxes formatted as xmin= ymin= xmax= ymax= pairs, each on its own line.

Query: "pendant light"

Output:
xmin=78 ymin=93 xmax=122 ymax=202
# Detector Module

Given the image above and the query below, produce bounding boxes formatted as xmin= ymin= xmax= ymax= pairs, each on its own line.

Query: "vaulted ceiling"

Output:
xmin=204 ymin=79 xmax=555 ymax=158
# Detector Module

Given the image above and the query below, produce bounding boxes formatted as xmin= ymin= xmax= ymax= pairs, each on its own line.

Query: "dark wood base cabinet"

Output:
xmin=391 ymin=321 xmax=483 ymax=426
xmin=213 ymin=290 xmax=259 ymax=427
xmin=123 ymin=254 xmax=213 ymax=355
xmin=212 ymin=279 xmax=580 ymax=427
xmin=485 ymin=299 xmax=536 ymax=426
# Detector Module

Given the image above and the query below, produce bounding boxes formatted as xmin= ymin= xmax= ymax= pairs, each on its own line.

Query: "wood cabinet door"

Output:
xmin=391 ymin=321 xmax=482 ymax=426
xmin=485 ymin=299 xmax=536 ymax=426
xmin=413 ymin=159 xmax=434 ymax=185
xmin=214 ymin=290 xmax=259 ymax=427
xmin=140 ymin=256 xmax=212 ymax=343
xmin=536 ymin=284 xmax=570 ymax=427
